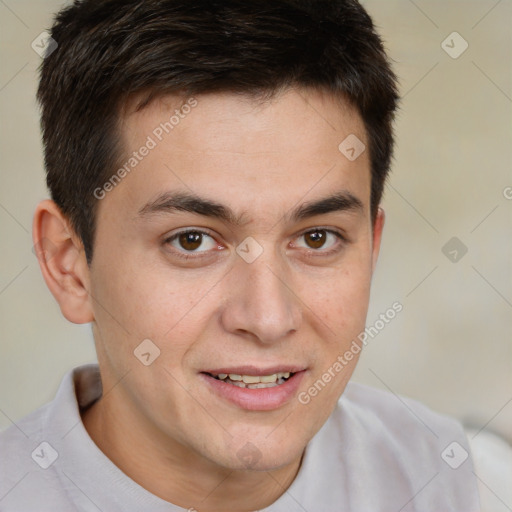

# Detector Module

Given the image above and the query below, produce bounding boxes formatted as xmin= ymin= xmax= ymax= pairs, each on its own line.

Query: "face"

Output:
xmin=87 ymin=87 xmax=382 ymax=471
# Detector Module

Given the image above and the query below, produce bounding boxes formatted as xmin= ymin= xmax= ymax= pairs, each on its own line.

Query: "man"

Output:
xmin=0 ymin=0 xmax=487 ymax=510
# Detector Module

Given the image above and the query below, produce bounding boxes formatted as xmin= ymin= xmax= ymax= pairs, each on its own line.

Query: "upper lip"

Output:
xmin=202 ymin=365 xmax=306 ymax=376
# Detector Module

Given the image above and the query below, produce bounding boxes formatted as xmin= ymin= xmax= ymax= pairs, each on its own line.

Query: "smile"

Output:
xmin=207 ymin=372 xmax=293 ymax=389
xmin=200 ymin=369 xmax=306 ymax=411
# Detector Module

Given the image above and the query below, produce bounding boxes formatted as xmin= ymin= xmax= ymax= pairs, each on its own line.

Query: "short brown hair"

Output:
xmin=38 ymin=0 xmax=399 ymax=264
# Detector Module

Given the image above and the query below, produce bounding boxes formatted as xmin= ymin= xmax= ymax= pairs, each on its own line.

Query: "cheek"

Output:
xmin=93 ymin=253 xmax=204 ymax=335
xmin=306 ymin=265 xmax=372 ymax=337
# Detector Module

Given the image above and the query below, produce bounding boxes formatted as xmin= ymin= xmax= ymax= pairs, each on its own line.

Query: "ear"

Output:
xmin=371 ymin=207 xmax=385 ymax=273
xmin=32 ymin=199 xmax=94 ymax=324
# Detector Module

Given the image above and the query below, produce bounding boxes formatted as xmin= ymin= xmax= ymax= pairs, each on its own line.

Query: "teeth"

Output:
xmin=242 ymin=375 xmax=261 ymax=384
xmin=228 ymin=373 xmax=291 ymax=384
xmin=247 ymin=382 xmax=279 ymax=389
xmin=213 ymin=371 xmax=293 ymax=387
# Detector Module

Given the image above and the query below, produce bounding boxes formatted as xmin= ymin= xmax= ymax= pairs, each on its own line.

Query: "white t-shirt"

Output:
xmin=0 ymin=364 xmax=483 ymax=511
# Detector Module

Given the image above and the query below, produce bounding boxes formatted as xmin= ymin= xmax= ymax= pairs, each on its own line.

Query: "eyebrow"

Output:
xmin=137 ymin=190 xmax=364 ymax=226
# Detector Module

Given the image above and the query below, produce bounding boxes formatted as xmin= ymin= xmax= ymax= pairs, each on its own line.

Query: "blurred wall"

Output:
xmin=0 ymin=0 xmax=511 ymax=442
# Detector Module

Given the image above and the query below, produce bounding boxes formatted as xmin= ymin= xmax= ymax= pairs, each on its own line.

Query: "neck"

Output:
xmin=81 ymin=389 xmax=303 ymax=512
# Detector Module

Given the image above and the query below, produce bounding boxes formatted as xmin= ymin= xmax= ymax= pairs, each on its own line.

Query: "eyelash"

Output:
xmin=163 ymin=228 xmax=348 ymax=261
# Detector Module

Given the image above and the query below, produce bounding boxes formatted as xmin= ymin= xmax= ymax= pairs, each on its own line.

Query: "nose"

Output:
xmin=220 ymin=252 xmax=303 ymax=344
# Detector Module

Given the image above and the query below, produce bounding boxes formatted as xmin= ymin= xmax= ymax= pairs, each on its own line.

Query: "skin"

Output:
xmin=33 ymin=87 xmax=384 ymax=512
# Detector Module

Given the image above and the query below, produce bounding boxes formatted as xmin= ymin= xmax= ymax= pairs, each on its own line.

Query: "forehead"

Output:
xmin=122 ymin=87 xmax=366 ymax=154
xmin=104 ymin=88 xmax=370 ymax=224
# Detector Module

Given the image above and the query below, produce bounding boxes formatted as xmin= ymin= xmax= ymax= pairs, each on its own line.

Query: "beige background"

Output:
xmin=1 ymin=0 xmax=511 ymax=450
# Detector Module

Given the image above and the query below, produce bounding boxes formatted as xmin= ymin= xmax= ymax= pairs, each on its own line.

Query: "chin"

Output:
xmin=213 ymin=435 xmax=306 ymax=472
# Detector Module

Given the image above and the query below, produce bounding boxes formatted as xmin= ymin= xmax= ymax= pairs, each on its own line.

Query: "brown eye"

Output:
xmin=304 ymin=230 xmax=328 ymax=249
xmin=292 ymin=228 xmax=346 ymax=255
xmin=178 ymin=231 xmax=203 ymax=251
xmin=165 ymin=229 xmax=218 ymax=256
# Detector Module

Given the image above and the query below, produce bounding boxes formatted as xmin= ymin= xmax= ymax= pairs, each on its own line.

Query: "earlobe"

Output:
xmin=371 ymin=207 xmax=385 ymax=273
xmin=32 ymin=199 xmax=94 ymax=324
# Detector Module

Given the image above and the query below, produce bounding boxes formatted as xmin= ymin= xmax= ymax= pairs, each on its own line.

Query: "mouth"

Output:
xmin=204 ymin=371 xmax=294 ymax=389
xmin=200 ymin=367 xmax=306 ymax=411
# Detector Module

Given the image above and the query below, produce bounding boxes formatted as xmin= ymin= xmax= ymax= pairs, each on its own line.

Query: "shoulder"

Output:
xmin=315 ymin=381 xmax=481 ymax=511
xmin=467 ymin=428 xmax=512 ymax=512
xmin=0 ymin=400 xmax=51 ymax=465
xmin=340 ymin=380 xmax=464 ymax=441
xmin=0 ymin=402 xmax=73 ymax=511
xmin=337 ymin=381 xmax=472 ymax=463
xmin=0 ymin=366 xmax=98 ymax=511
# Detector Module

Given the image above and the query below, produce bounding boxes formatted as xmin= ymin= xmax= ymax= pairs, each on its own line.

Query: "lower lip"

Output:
xmin=201 ymin=371 xmax=306 ymax=411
